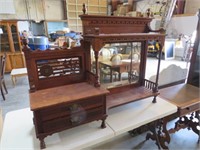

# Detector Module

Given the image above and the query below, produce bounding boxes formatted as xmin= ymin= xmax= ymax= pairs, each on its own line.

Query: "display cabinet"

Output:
xmin=0 ymin=21 xmax=26 ymax=72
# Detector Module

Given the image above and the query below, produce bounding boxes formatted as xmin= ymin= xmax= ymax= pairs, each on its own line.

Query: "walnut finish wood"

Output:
xmin=24 ymin=12 xmax=166 ymax=149
xmin=79 ymin=15 xmax=153 ymax=35
xmin=107 ymin=86 xmax=158 ymax=109
xmin=160 ymin=83 xmax=200 ymax=141
xmin=30 ymin=82 xmax=109 ymax=110
xmin=80 ymin=14 xmax=165 ymax=108
xmin=32 ymin=83 xmax=108 ymax=149
xmin=160 ymin=83 xmax=199 ymax=116
xmin=23 ymin=41 xmax=109 ymax=148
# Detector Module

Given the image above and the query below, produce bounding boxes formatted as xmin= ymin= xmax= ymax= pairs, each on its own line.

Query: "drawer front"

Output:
xmin=179 ymin=103 xmax=200 ymax=116
xmin=42 ymin=107 xmax=104 ymax=133
xmin=39 ymin=96 xmax=105 ymax=121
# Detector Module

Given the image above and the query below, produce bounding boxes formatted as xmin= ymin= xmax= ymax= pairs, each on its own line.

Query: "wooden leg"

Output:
xmin=146 ymin=121 xmax=161 ymax=149
xmin=157 ymin=117 xmax=170 ymax=149
xmin=101 ymin=118 xmax=106 ymax=128
xmin=11 ymin=75 xmax=16 ymax=86
xmin=1 ymin=86 xmax=5 ymax=100
xmin=152 ymin=95 xmax=157 ymax=103
xmin=146 ymin=118 xmax=170 ymax=150
xmin=169 ymin=111 xmax=200 ymax=142
xmin=39 ymin=137 xmax=46 ymax=149
xmin=2 ymin=81 xmax=8 ymax=94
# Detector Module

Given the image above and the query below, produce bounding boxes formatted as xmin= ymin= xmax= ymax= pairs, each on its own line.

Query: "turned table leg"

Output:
xmin=146 ymin=117 xmax=170 ymax=150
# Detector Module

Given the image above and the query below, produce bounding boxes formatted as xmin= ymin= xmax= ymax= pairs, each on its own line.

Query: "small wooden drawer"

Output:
xmin=179 ymin=103 xmax=200 ymax=116
xmin=42 ymin=107 xmax=104 ymax=132
xmin=39 ymin=96 xmax=104 ymax=121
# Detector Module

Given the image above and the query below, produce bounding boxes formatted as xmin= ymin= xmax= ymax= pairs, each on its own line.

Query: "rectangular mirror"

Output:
xmin=91 ymin=42 xmax=141 ymax=89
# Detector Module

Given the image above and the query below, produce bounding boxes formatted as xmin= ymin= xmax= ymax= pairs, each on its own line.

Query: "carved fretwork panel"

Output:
xmin=36 ymin=57 xmax=81 ymax=79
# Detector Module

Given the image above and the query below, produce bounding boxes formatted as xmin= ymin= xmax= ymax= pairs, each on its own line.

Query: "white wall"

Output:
xmin=168 ymin=15 xmax=198 ymax=37
xmin=0 ymin=0 xmax=64 ymax=20
xmin=185 ymin=0 xmax=200 ymax=14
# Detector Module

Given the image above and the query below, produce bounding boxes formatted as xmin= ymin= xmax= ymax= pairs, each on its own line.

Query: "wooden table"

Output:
xmin=1 ymin=97 xmax=177 ymax=149
xmin=10 ymin=68 xmax=27 ymax=86
xmin=159 ymin=83 xmax=200 ymax=141
xmin=99 ymin=59 xmax=139 ymax=82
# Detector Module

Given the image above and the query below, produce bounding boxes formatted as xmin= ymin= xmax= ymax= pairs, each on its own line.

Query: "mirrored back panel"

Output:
xmin=91 ymin=42 xmax=142 ymax=89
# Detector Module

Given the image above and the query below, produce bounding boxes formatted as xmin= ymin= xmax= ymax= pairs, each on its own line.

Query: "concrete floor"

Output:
xmin=0 ymin=57 xmax=199 ymax=150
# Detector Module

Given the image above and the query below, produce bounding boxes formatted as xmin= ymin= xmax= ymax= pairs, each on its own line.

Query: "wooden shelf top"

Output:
xmin=30 ymin=82 xmax=109 ymax=110
xmin=159 ymin=83 xmax=200 ymax=108
xmin=107 ymin=86 xmax=157 ymax=109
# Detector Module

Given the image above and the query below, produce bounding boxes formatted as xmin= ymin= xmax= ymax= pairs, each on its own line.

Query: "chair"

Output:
xmin=127 ymin=52 xmax=140 ymax=75
xmin=100 ymin=54 xmax=123 ymax=82
xmin=99 ymin=48 xmax=111 ymax=61
xmin=0 ymin=54 xmax=8 ymax=100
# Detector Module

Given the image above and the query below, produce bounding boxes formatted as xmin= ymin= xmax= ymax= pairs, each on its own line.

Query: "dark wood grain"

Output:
xmin=107 ymin=86 xmax=158 ymax=109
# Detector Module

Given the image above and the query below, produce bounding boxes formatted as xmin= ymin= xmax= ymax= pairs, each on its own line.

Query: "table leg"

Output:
xmin=146 ymin=117 xmax=170 ymax=149
xmin=11 ymin=75 xmax=16 ymax=86
xmin=168 ymin=111 xmax=200 ymax=142
xmin=118 ymin=73 xmax=121 ymax=81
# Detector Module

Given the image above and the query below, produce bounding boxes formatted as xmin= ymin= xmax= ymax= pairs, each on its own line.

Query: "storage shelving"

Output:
xmin=67 ymin=0 xmax=107 ymax=32
xmin=0 ymin=21 xmax=26 ymax=72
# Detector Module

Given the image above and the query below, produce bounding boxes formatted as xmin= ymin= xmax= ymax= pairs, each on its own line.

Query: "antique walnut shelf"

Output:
xmin=79 ymin=14 xmax=165 ymax=109
xmin=23 ymin=43 xmax=109 ymax=149
xmin=24 ymin=11 xmax=166 ymax=149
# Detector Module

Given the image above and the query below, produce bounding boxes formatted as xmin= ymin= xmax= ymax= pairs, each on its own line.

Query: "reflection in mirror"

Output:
xmin=90 ymin=45 xmax=96 ymax=74
xmin=98 ymin=42 xmax=141 ymax=89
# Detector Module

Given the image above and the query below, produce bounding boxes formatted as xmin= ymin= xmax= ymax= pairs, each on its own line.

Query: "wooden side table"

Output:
xmin=10 ymin=68 xmax=27 ymax=86
xmin=159 ymin=83 xmax=200 ymax=142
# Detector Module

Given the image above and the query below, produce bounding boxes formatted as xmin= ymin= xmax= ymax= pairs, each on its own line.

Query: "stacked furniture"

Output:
xmin=23 ymin=8 xmax=165 ymax=149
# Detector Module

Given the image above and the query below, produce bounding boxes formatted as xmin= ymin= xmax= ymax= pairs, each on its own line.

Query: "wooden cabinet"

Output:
xmin=9 ymin=53 xmax=26 ymax=69
xmin=0 ymin=21 xmax=26 ymax=72
xmin=31 ymin=86 xmax=107 ymax=136
xmin=23 ymin=40 xmax=109 ymax=148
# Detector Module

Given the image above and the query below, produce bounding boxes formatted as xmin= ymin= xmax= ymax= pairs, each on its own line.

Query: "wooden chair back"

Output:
xmin=100 ymin=48 xmax=111 ymax=61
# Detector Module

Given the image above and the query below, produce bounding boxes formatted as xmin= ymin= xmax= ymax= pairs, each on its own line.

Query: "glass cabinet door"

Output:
xmin=10 ymin=24 xmax=21 ymax=52
xmin=0 ymin=24 xmax=11 ymax=53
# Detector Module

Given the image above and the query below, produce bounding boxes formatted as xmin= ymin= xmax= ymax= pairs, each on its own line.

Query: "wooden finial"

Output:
xmin=82 ymin=3 xmax=87 ymax=14
xmin=146 ymin=8 xmax=151 ymax=18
